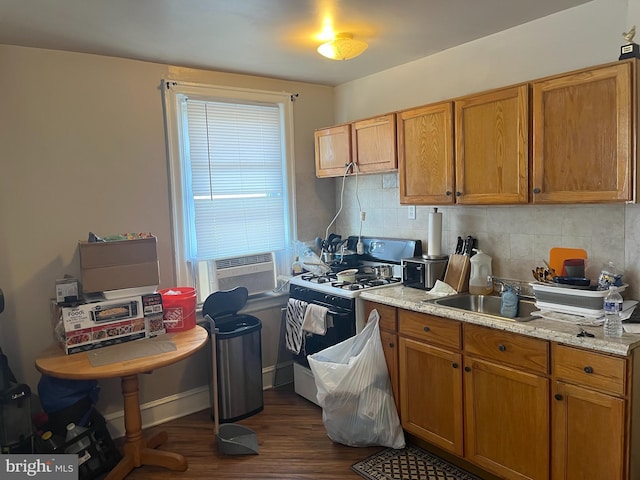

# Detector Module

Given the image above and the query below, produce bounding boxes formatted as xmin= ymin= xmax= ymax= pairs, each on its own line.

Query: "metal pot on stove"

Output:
xmin=336 ymin=268 xmax=358 ymax=283
xmin=361 ymin=264 xmax=394 ymax=279
xmin=371 ymin=265 xmax=394 ymax=278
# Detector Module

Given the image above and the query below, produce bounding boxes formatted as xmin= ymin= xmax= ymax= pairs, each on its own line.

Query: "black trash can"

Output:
xmin=200 ymin=315 xmax=264 ymax=423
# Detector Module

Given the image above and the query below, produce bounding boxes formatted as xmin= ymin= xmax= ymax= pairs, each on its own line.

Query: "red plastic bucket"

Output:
xmin=159 ymin=287 xmax=197 ymax=332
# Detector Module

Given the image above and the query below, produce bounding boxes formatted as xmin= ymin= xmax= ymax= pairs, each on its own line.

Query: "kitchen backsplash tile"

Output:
xmin=382 ymin=172 xmax=398 ymax=188
xmin=335 ymin=175 xmax=640 ymax=299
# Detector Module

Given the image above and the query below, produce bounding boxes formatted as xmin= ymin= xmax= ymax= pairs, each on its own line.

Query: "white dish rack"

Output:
xmin=529 ymin=282 xmax=628 ymax=317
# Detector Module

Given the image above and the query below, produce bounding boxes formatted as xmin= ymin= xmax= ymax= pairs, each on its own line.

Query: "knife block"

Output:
xmin=443 ymin=254 xmax=470 ymax=292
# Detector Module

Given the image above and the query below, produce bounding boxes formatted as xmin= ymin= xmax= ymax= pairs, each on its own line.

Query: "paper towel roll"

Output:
xmin=428 ymin=209 xmax=443 ymax=257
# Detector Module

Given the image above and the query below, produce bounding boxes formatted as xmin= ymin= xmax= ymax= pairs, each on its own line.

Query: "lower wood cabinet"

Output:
xmin=551 ymin=344 xmax=628 ymax=479
xmin=365 ymin=304 xmax=636 ymax=480
xmin=399 ymin=336 xmax=463 ymax=455
xmin=463 ymin=324 xmax=549 ymax=480
xmin=463 ymin=356 xmax=549 ymax=480
xmin=551 ymin=381 xmax=625 ymax=479
xmin=363 ymin=301 xmax=399 ymax=406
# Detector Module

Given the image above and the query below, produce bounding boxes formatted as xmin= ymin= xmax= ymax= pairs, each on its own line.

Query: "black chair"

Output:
xmin=199 ymin=287 xmax=264 ymax=423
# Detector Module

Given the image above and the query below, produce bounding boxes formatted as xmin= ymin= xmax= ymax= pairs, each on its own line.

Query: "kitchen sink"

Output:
xmin=430 ymin=294 xmax=538 ymax=322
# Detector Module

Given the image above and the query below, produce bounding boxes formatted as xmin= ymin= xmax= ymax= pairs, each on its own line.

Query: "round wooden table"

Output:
xmin=35 ymin=326 xmax=208 ymax=480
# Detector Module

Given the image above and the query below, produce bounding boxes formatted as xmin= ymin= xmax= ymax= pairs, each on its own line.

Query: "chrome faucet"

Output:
xmin=490 ymin=277 xmax=521 ymax=294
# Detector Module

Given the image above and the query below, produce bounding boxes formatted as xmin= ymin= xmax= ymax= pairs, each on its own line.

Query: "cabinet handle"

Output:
xmin=533 ymin=187 xmax=541 ymax=194
xmin=498 ymin=344 xmax=506 ymax=352
xmin=455 ymin=191 xmax=462 ymax=197
xmin=445 ymin=191 xmax=452 ymax=196
xmin=423 ymin=326 xmax=430 ymax=332
xmin=584 ymin=366 xmax=594 ymax=374
xmin=452 ymin=362 xmax=459 ymax=369
xmin=464 ymin=366 xmax=471 ymax=372
xmin=388 ymin=342 xmax=394 ymax=348
xmin=554 ymin=393 xmax=563 ymax=401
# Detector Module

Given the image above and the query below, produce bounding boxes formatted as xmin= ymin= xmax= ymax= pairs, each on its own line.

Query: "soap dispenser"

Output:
xmin=468 ymin=249 xmax=493 ymax=295
xmin=500 ymin=285 xmax=519 ymax=318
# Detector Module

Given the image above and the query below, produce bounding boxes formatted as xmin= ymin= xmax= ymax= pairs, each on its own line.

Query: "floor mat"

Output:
xmin=352 ymin=445 xmax=482 ymax=480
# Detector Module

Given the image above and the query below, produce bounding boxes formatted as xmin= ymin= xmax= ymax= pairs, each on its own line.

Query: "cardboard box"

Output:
xmin=51 ymin=299 xmax=146 ymax=354
xmin=142 ymin=293 xmax=166 ymax=337
xmin=58 ymin=296 xmax=143 ymax=331
xmin=79 ymin=237 xmax=160 ymax=293
xmin=55 ymin=277 xmax=80 ymax=304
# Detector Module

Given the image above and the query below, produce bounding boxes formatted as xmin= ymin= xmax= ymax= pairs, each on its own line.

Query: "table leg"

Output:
xmin=105 ymin=374 xmax=188 ymax=480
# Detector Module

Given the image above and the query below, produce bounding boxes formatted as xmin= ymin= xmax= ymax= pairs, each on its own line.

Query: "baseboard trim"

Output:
xmin=104 ymin=363 xmax=294 ymax=439
xmin=103 ymin=385 xmax=211 ymax=439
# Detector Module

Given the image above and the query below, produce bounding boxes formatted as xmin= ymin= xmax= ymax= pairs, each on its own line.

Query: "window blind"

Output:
xmin=185 ymin=99 xmax=286 ymax=260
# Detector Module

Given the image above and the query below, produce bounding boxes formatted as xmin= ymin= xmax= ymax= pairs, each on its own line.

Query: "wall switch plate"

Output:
xmin=408 ymin=205 xmax=416 ymax=220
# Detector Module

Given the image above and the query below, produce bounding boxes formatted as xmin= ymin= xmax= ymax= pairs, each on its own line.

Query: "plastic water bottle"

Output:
xmin=40 ymin=431 xmax=65 ymax=453
xmin=65 ymin=422 xmax=98 ymax=469
xmin=65 ymin=423 xmax=91 ymax=452
xmin=604 ymin=286 xmax=623 ymax=338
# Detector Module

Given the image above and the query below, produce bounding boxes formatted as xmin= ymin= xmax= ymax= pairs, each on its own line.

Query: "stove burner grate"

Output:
xmin=299 ymin=269 xmax=401 ymax=291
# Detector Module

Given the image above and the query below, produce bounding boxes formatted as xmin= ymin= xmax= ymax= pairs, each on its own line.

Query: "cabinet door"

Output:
xmin=531 ymin=62 xmax=632 ymax=203
xmin=398 ymin=102 xmax=455 ymax=204
xmin=399 ymin=336 xmax=463 ymax=455
xmin=380 ymin=330 xmax=399 ymax=409
xmin=552 ymin=381 xmax=625 ymax=480
xmin=314 ymin=124 xmax=352 ymax=177
xmin=464 ymin=357 xmax=549 ymax=480
xmin=455 ymin=85 xmax=529 ymax=204
xmin=364 ymin=301 xmax=399 ymax=405
xmin=352 ymin=114 xmax=397 ymax=173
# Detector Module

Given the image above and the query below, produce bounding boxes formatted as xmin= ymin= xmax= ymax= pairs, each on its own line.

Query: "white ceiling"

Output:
xmin=0 ymin=0 xmax=592 ymax=86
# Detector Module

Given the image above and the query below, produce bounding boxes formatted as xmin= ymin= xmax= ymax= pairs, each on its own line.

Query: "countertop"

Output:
xmin=360 ymin=285 xmax=640 ymax=356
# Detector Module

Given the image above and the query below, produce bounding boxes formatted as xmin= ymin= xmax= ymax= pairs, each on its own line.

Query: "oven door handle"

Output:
xmin=309 ymin=301 xmax=352 ymax=317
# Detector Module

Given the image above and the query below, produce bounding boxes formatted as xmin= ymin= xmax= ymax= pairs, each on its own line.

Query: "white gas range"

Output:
xmin=287 ymin=236 xmax=422 ymax=405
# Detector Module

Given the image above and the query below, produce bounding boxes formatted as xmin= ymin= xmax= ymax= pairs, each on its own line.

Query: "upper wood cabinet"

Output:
xmin=352 ymin=114 xmax=397 ymax=174
xmin=318 ymin=59 xmax=638 ymax=203
xmin=454 ymin=84 xmax=529 ymax=204
xmin=531 ymin=61 xmax=633 ymax=203
xmin=398 ymin=102 xmax=455 ymax=205
xmin=314 ymin=123 xmax=352 ymax=178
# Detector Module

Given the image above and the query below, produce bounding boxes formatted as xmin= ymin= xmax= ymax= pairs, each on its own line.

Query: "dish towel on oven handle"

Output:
xmin=302 ymin=303 xmax=330 ymax=335
xmin=285 ymin=298 xmax=308 ymax=354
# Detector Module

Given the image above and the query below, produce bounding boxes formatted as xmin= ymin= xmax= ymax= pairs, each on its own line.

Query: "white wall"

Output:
xmin=332 ymin=0 xmax=640 ymax=299
xmin=0 ymin=45 xmax=336 ymax=414
xmin=335 ymin=0 xmax=627 ymax=119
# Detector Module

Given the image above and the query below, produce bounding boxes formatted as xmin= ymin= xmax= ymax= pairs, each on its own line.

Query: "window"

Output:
xmin=163 ymin=81 xmax=296 ymax=302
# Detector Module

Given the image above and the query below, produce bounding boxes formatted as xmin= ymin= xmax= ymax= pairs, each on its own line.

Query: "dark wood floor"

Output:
xmin=117 ymin=383 xmax=384 ymax=479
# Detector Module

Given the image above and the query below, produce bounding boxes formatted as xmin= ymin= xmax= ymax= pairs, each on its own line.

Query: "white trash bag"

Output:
xmin=307 ymin=309 xmax=405 ymax=449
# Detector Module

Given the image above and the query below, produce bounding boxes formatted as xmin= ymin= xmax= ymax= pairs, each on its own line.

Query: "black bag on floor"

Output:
xmin=38 ymin=375 xmax=100 ymax=437
xmin=0 ymin=348 xmax=33 ymax=453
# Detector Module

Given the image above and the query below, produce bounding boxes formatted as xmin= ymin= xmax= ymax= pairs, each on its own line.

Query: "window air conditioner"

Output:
xmin=214 ymin=253 xmax=276 ymax=295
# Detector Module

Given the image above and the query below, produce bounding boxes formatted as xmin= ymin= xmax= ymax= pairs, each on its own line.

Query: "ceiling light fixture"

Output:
xmin=317 ymin=33 xmax=368 ymax=61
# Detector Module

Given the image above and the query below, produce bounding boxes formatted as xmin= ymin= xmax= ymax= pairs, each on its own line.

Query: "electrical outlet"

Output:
xmin=408 ymin=205 xmax=416 ymax=220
